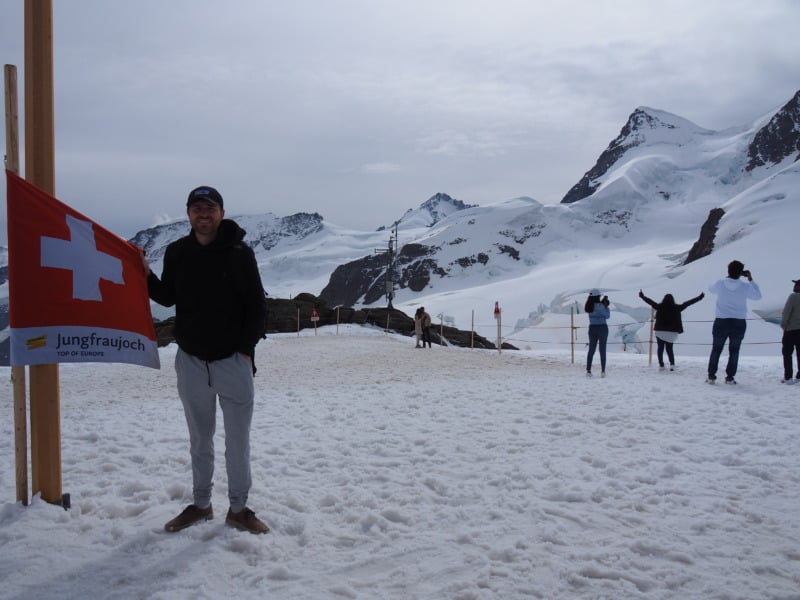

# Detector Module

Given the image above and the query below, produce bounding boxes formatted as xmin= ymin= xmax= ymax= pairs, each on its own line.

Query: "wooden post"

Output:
xmin=648 ymin=307 xmax=655 ymax=366
xmin=5 ymin=63 xmax=29 ymax=506
xmin=470 ymin=310 xmax=474 ymax=349
xmin=25 ymin=0 xmax=62 ymax=505
xmin=296 ymin=307 xmax=300 ymax=336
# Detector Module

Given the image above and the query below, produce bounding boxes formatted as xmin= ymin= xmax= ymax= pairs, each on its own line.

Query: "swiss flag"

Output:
xmin=6 ymin=170 xmax=160 ymax=368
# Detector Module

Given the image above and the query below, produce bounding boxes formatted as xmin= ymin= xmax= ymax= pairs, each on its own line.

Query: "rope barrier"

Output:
xmin=287 ymin=309 xmax=783 ymax=358
xmin=497 ymin=312 xmax=783 ymax=357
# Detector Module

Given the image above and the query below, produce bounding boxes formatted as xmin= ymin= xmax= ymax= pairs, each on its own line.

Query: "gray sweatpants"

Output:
xmin=175 ymin=349 xmax=254 ymax=513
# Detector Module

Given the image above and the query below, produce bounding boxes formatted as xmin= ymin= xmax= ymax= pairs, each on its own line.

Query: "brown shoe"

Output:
xmin=164 ymin=504 xmax=213 ymax=532
xmin=225 ymin=507 xmax=269 ymax=534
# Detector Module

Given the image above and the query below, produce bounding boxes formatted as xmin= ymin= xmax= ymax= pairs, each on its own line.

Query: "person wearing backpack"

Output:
xmin=585 ymin=289 xmax=610 ymax=377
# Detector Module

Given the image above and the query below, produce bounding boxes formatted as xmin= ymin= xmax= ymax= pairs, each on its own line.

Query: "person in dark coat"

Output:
xmin=639 ymin=289 xmax=704 ymax=370
xmin=144 ymin=185 xmax=269 ymax=535
xmin=780 ymin=278 xmax=800 ymax=384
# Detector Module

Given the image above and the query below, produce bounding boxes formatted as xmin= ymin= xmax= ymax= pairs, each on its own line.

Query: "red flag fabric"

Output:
xmin=6 ymin=170 xmax=160 ymax=369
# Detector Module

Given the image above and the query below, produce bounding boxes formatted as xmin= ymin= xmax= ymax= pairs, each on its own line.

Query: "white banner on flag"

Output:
xmin=11 ymin=325 xmax=160 ymax=368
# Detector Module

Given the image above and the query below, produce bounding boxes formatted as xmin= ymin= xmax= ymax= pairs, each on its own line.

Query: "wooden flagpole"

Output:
xmin=5 ymin=64 xmax=29 ymax=506
xmin=25 ymin=0 xmax=63 ymax=505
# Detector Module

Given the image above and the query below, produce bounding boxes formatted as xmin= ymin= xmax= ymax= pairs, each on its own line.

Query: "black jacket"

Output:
xmin=639 ymin=291 xmax=703 ymax=334
xmin=148 ymin=219 xmax=267 ymax=365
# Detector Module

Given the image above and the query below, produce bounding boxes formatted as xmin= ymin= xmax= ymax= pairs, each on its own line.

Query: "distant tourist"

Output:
xmin=780 ymin=278 xmax=800 ymax=384
xmin=639 ymin=289 xmax=704 ymax=371
xmin=421 ymin=307 xmax=433 ymax=348
xmin=706 ymin=260 xmax=762 ymax=385
xmin=414 ymin=307 xmax=423 ymax=348
xmin=143 ymin=185 xmax=269 ymax=534
xmin=585 ymin=289 xmax=610 ymax=377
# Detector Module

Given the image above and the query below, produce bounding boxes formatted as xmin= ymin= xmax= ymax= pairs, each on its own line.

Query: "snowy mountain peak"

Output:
xmin=626 ymin=107 xmax=707 ymax=136
xmin=562 ymin=106 xmax=711 ymax=205
xmin=395 ymin=192 xmax=477 ymax=229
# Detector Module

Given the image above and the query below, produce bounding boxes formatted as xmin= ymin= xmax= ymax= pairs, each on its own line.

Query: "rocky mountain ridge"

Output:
xmin=1 ymin=89 xmax=799 ymax=363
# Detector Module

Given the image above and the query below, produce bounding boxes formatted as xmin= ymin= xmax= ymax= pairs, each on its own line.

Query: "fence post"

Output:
xmin=471 ymin=309 xmax=474 ymax=349
xmin=570 ymin=306 xmax=575 ymax=364
xmin=648 ymin=308 xmax=655 ymax=366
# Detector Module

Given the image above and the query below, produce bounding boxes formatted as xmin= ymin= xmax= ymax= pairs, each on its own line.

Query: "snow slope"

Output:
xmin=2 ymin=332 xmax=799 ymax=599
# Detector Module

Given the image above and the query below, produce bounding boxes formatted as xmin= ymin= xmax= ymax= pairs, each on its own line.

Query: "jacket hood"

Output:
xmin=721 ymin=277 xmax=747 ymax=291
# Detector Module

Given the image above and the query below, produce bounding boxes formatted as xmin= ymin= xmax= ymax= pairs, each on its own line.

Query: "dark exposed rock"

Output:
xmin=746 ymin=90 xmax=800 ymax=171
xmin=153 ymin=293 xmax=509 ymax=350
xmin=454 ymin=253 xmax=490 ymax=268
xmin=497 ymin=244 xmax=520 ymax=260
xmin=500 ymin=224 xmax=545 ymax=245
xmin=319 ymin=253 xmax=388 ymax=307
xmin=319 ymin=243 xmax=441 ymax=308
xmin=454 ymin=256 xmax=474 ymax=268
xmin=684 ymin=208 xmax=725 ymax=265
xmin=402 ymin=259 xmax=437 ymax=292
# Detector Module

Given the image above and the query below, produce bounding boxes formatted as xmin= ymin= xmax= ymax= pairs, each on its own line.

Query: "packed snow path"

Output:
xmin=2 ymin=330 xmax=799 ymax=599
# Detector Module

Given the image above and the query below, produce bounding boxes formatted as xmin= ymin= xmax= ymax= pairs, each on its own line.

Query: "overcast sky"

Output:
xmin=2 ymin=0 xmax=798 ymax=245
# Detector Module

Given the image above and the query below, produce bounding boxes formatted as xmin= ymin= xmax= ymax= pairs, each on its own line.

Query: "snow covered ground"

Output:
xmin=2 ymin=328 xmax=799 ymax=599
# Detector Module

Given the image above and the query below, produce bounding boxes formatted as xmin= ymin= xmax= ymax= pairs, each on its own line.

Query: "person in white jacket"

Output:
xmin=706 ymin=260 xmax=762 ymax=384
xmin=780 ymin=278 xmax=800 ymax=384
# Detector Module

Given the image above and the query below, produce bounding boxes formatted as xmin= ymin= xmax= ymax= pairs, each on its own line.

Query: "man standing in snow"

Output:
xmin=706 ymin=260 xmax=761 ymax=385
xmin=780 ymin=278 xmax=800 ymax=384
xmin=143 ymin=186 xmax=269 ymax=534
xmin=421 ymin=307 xmax=433 ymax=348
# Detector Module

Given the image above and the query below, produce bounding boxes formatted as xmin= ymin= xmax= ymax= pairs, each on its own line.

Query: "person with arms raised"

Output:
xmin=639 ymin=289 xmax=704 ymax=371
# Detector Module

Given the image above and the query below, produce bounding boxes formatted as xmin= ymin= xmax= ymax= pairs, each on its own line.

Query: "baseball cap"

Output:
xmin=187 ymin=186 xmax=224 ymax=208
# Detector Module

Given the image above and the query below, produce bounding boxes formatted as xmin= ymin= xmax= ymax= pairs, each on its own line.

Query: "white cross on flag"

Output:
xmin=6 ymin=170 xmax=160 ymax=369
